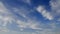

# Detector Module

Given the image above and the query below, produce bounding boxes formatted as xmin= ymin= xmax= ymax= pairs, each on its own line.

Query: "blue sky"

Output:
xmin=0 ymin=0 xmax=60 ymax=34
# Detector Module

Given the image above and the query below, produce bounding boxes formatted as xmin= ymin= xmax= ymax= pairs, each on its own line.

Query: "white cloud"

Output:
xmin=2 ymin=16 xmax=14 ymax=26
xmin=0 ymin=2 xmax=7 ymax=13
xmin=0 ymin=2 xmax=16 ymax=27
xmin=0 ymin=14 xmax=15 ymax=27
xmin=36 ymin=6 xmax=53 ymax=20
xmin=17 ymin=20 xmax=28 ymax=28
xmin=50 ymin=0 xmax=60 ymax=18
xmin=17 ymin=20 xmax=43 ymax=30
xmin=0 ymin=2 xmax=9 ymax=26
xmin=0 ymin=26 xmax=9 ymax=32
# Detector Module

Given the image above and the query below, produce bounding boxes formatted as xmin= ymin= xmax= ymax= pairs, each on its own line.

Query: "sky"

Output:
xmin=0 ymin=0 xmax=60 ymax=34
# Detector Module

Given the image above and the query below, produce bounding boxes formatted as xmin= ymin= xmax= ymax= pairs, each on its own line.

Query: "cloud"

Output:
xmin=0 ymin=2 xmax=7 ymax=13
xmin=50 ymin=0 xmax=60 ymax=19
xmin=36 ymin=23 xmax=57 ymax=34
xmin=0 ymin=26 xmax=11 ymax=34
xmin=0 ymin=2 xmax=16 ymax=27
xmin=16 ymin=20 xmax=42 ymax=30
xmin=0 ymin=2 xmax=9 ymax=26
xmin=36 ymin=6 xmax=53 ymax=20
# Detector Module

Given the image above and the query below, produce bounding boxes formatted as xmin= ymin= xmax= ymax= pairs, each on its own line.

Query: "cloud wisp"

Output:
xmin=36 ymin=6 xmax=53 ymax=20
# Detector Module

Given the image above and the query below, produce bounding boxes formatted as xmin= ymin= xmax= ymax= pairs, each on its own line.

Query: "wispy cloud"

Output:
xmin=0 ymin=2 xmax=8 ymax=13
xmin=36 ymin=6 xmax=53 ymax=20
xmin=0 ymin=2 xmax=11 ymax=26
xmin=16 ymin=19 xmax=42 ymax=30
